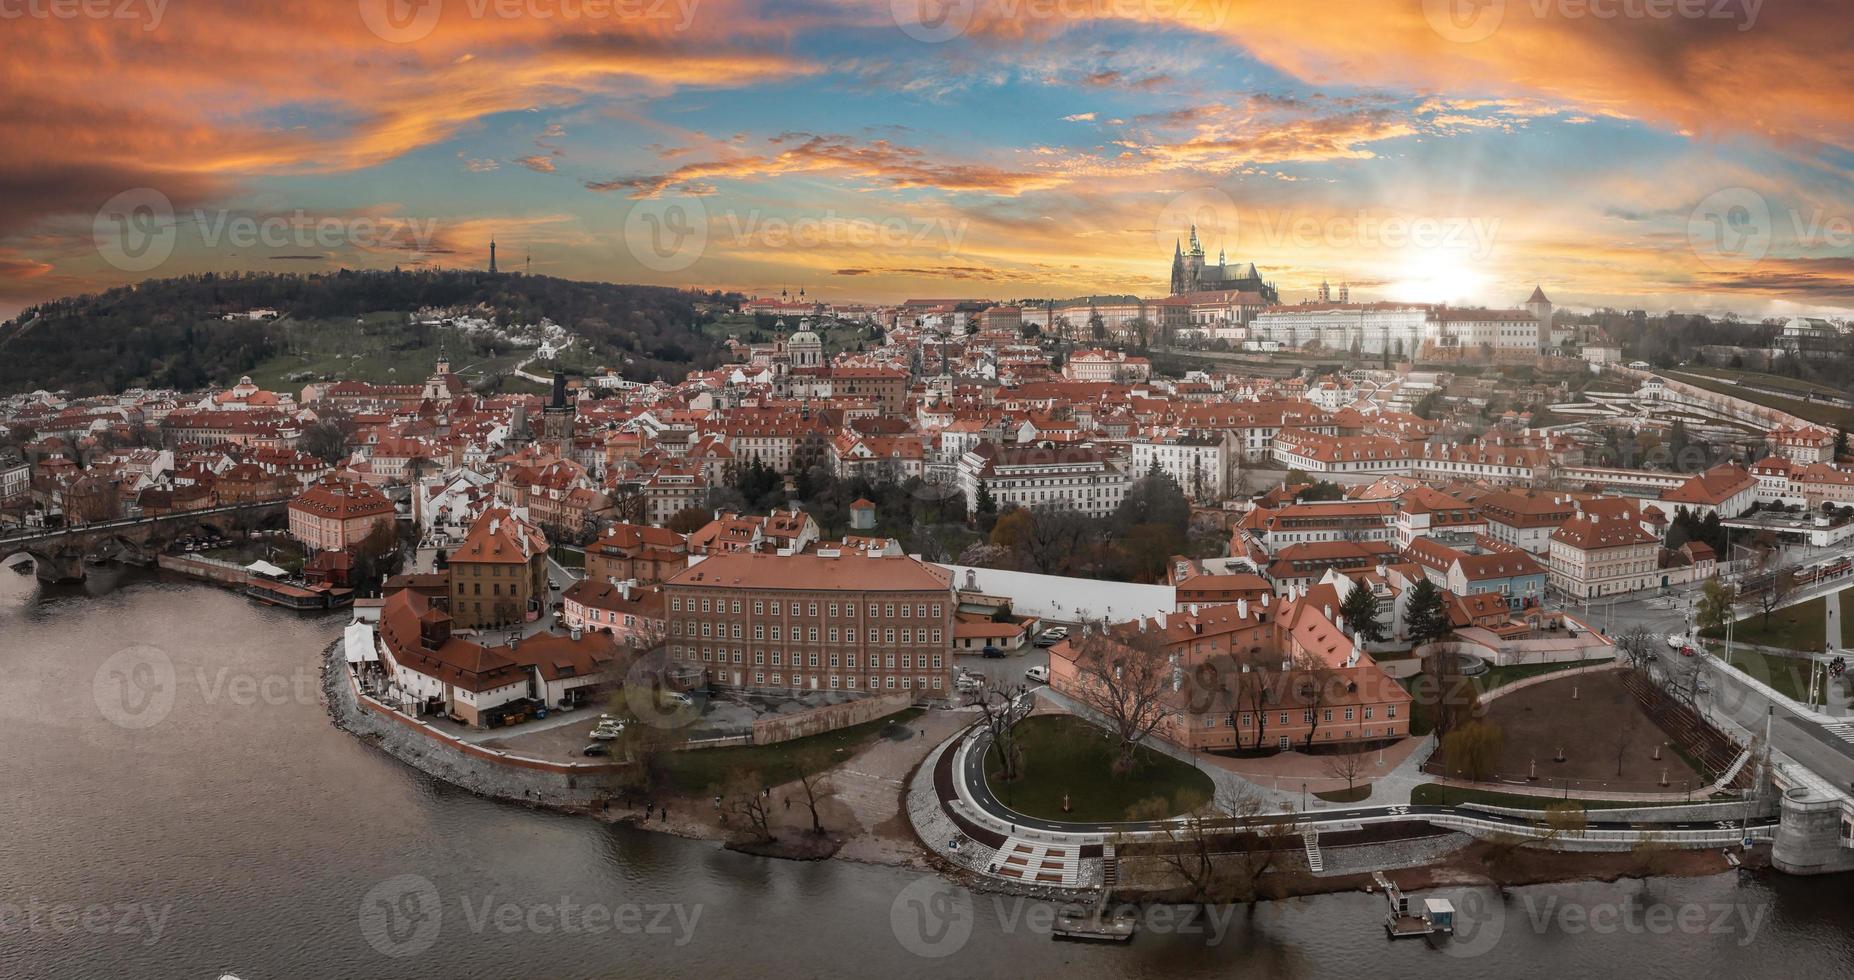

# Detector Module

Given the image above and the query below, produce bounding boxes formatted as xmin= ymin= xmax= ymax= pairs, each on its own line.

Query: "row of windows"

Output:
xmin=1211 ymin=704 xmax=1398 ymax=726
xmin=670 ymin=646 xmax=944 ymax=670
xmin=673 ymin=621 xmax=945 ymax=645
xmin=670 ymin=596 xmax=943 ymax=619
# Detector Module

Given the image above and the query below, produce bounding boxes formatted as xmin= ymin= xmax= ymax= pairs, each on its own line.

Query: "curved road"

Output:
xmin=956 ymin=727 xmax=1778 ymax=839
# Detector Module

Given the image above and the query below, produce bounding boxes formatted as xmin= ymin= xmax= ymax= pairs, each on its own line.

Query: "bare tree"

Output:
xmin=1294 ymin=649 xmax=1341 ymax=751
xmin=1613 ymin=710 xmax=1641 ymax=777
xmin=1616 ymin=624 xmax=1658 ymax=672
xmin=1071 ymin=626 xmax=1178 ymax=775
xmin=978 ymin=684 xmax=1031 ymax=782
xmin=1228 ymin=647 xmax=1281 ymax=751
xmin=790 ymin=766 xmax=834 ymax=836
xmin=721 ymin=769 xmax=773 ymax=841
xmin=1757 ymin=568 xmax=1795 ymax=627
xmin=1123 ymin=789 xmax=1218 ymax=902
xmin=1321 ymin=750 xmax=1367 ymax=796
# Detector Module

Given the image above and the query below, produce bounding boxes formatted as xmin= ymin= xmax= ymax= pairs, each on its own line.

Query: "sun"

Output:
xmin=1385 ymin=249 xmax=1487 ymax=305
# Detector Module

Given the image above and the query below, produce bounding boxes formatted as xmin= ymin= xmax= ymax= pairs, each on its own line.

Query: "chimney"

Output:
xmin=570 ymin=625 xmax=583 ymax=641
xmin=1323 ymin=604 xmax=1332 ymax=621
xmin=1237 ymin=598 xmax=1249 ymax=619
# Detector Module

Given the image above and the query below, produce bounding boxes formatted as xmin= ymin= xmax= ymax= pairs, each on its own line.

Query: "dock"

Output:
xmin=1372 ymin=872 xmax=1454 ymax=939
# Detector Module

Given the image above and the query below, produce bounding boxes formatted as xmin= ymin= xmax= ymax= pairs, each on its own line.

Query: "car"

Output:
xmin=1666 ymin=633 xmax=1689 ymax=650
xmin=981 ymin=645 xmax=1005 ymax=659
xmin=581 ymin=743 xmax=610 ymax=757
xmin=1024 ymin=665 xmax=1049 ymax=684
xmin=589 ymin=722 xmax=624 ymax=740
xmin=658 ymin=690 xmax=694 ymax=708
xmin=1681 ymin=645 xmax=1697 ymax=657
xmin=1034 ymin=627 xmax=1069 ymax=647
xmin=955 ymin=676 xmax=983 ymax=692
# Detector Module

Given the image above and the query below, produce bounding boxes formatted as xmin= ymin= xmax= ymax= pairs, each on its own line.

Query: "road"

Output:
xmin=955 ymin=726 xmax=1777 ymax=837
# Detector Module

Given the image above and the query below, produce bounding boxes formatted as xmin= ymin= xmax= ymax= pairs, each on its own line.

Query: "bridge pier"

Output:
xmin=1771 ymin=786 xmax=1854 ymax=875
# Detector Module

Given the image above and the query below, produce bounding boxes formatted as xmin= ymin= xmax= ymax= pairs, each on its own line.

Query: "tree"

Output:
xmin=720 ymin=769 xmax=774 ymax=841
xmin=1615 ymin=624 xmax=1658 ymax=672
xmin=1542 ymin=800 xmax=1588 ymax=842
xmin=974 ymin=480 xmax=998 ymax=533
xmin=1070 ymin=627 xmax=1178 ymax=775
xmin=1293 ymin=649 xmax=1340 ymax=751
xmin=1405 ymin=579 xmax=1451 ymax=647
xmin=790 ymin=766 xmax=834 ymax=836
xmin=988 ymin=507 xmax=1035 ymax=555
xmin=1612 ymin=709 xmax=1640 ymax=777
xmin=1757 ymin=568 xmax=1796 ymax=627
xmin=1321 ymin=750 xmax=1367 ymax=796
xmin=1229 ymin=647 xmax=1281 ymax=751
xmin=979 ymin=685 xmax=1031 ymax=783
xmin=1697 ymin=578 xmax=1736 ymax=635
xmin=1440 ymin=720 xmax=1504 ymax=781
xmin=300 ymin=419 xmax=352 ymax=465
xmin=1123 ymin=788 xmax=1219 ymax=902
xmin=666 ymin=506 xmax=711 ymax=534
xmin=1339 ymin=585 xmax=1385 ymax=645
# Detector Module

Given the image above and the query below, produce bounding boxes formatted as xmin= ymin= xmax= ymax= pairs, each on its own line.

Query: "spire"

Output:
xmin=488 ymin=238 xmax=497 ymax=274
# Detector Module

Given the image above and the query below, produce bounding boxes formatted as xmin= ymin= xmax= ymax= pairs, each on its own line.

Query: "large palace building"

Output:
xmin=1169 ymin=224 xmax=1280 ymax=303
xmin=662 ymin=552 xmax=956 ymax=697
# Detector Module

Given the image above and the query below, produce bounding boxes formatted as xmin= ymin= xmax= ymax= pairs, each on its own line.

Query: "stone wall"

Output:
xmin=752 ymin=692 xmax=915 ymax=745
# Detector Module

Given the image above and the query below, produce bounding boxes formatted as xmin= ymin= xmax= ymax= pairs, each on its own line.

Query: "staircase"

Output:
xmin=993 ymin=838 xmax=1082 ymax=888
xmin=1101 ymin=843 xmax=1118 ymax=889
xmin=1302 ymin=829 xmax=1324 ymax=874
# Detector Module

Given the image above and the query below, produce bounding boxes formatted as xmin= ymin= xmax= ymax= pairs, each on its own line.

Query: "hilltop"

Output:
xmin=0 ymin=270 xmax=737 ymax=396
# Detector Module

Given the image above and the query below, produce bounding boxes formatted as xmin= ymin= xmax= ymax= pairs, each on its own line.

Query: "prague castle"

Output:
xmin=1169 ymin=224 xmax=1279 ymax=303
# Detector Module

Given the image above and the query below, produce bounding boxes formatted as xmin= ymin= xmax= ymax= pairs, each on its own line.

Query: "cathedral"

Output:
xmin=1169 ymin=225 xmax=1279 ymax=302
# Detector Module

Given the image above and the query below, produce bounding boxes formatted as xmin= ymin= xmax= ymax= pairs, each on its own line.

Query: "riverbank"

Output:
xmin=318 ymin=634 xmax=967 ymax=870
xmin=320 ymin=632 xmax=1778 ymax=904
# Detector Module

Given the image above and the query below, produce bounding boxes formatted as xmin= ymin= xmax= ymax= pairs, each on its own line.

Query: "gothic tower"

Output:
xmin=489 ymin=239 xmax=498 ymax=274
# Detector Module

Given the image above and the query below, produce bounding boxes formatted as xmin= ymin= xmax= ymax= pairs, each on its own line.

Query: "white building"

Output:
xmin=958 ymin=443 xmax=1129 ymax=518
xmin=1130 ymin=431 xmax=1233 ymax=502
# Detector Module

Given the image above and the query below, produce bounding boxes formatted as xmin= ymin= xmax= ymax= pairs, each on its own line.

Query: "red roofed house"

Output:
xmin=288 ymin=478 xmax=395 ymax=553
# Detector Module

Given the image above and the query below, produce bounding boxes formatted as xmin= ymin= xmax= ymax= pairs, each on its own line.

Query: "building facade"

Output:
xmin=661 ymin=553 xmax=955 ymax=696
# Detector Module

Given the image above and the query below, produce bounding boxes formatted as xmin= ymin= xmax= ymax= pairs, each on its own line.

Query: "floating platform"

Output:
xmin=1052 ymin=904 xmax=1137 ymax=943
xmin=1373 ymin=872 xmax=1453 ymax=939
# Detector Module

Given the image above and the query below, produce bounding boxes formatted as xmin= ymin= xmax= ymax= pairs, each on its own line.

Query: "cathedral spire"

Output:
xmin=488 ymin=238 xmax=497 ymax=274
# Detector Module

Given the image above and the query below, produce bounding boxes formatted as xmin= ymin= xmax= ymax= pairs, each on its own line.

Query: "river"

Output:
xmin=2 ymin=573 xmax=1850 ymax=979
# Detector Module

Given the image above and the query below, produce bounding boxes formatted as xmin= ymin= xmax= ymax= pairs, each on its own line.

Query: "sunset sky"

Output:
xmin=3 ymin=0 xmax=1852 ymax=320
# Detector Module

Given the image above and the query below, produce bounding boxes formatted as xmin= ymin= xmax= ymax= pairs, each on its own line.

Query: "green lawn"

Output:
xmin=1701 ymin=589 xmax=1852 ymax=652
xmin=1663 ymin=370 xmax=1854 ymax=429
xmin=661 ymin=707 xmax=924 ymax=795
xmin=985 ymin=714 xmax=1214 ymax=822
xmin=1409 ymin=783 xmax=1726 ymax=810
xmin=238 ymin=314 xmax=534 ymax=391
xmin=1715 ymin=649 xmax=1817 ymax=701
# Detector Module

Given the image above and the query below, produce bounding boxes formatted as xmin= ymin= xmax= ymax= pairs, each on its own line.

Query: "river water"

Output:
xmin=2 ymin=572 xmax=1850 ymax=979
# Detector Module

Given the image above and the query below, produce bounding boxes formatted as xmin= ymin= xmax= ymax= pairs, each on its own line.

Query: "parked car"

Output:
xmin=1024 ymin=665 xmax=1049 ymax=684
xmin=1034 ymin=626 xmax=1069 ymax=647
xmin=981 ymin=645 xmax=1005 ymax=659
xmin=581 ymin=743 xmax=610 ymax=757
xmin=1666 ymin=633 xmax=1689 ymax=650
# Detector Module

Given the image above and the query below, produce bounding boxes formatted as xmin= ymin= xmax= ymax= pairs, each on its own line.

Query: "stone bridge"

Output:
xmin=1 ymin=499 xmax=291 ymax=583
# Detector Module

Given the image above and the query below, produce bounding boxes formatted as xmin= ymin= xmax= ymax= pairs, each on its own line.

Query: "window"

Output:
xmin=732 ymin=600 xmax=741 ymax=614
xmin=1387 ymin=705 xmax=1397 ymax=718
xmin=754 ymin=625 xmax=764 ymax=640
xmin=829 ymin=628 xmax=838 ymax=643
xmin=754 ymin=600 xmax=764 ymax=615
xmin=829 ymin=602 xmax=839 ymax=617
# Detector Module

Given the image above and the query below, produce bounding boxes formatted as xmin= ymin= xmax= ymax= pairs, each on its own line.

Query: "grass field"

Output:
xmin=238 ymin=314 xmax=533 ymax=391
xmin=661 ymin=707 xmax=924 ymax=795
xmin=1663 ymin=369 xmax=1854 ymax=429
xmin=1701 ymin=589 xmax=1852 ymax=651
xmin=985 ymin=714 xmax=1213 ymax=822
